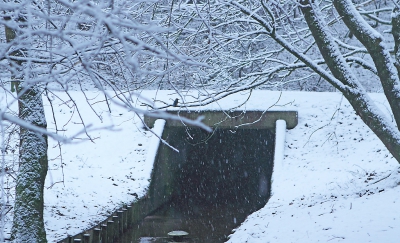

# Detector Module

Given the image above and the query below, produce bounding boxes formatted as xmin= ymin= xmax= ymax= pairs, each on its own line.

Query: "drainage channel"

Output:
xmin=117 ymin=126 xmax=276 ymax=243
xmin=57 ymin=111 xmax=297 ymax=243
xmin=116 ymin=198 xmax=260 ymax=242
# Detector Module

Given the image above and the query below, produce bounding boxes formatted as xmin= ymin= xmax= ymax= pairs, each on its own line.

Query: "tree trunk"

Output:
xmin=392 ymin=5 xmax=400 ymax=74
xmin=333 ymin=0 xmax=400 ymax=128
xmin=299 ymin=0 xmax=400 ymax=163
xmin=12 ymin=84 xmax=48 ymax=243
xmin=4 ymin=15 xmax=49 ymax=243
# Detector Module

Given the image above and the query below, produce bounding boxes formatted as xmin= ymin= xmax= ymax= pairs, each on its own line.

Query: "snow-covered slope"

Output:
xmin=227 ymin=92 xmax=400 ymax=243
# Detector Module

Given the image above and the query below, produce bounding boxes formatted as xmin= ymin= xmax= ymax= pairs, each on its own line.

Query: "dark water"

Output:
xmin=116 ymin=128 xmax=274 ymax=243
xmin=116 ymin=199 xmax=261 ymax=243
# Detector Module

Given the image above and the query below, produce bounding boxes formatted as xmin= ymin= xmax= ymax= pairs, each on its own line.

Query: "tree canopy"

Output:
xmin=3 ymin=0 xmax=400 ymax=241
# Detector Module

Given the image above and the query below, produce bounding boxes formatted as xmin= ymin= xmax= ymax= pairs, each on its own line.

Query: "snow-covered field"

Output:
xmin=2 ymin=90 xmax=400 ymax=242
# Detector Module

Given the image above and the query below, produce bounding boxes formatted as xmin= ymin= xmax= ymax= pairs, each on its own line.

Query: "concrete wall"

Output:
xmin=146 ymin=127 xmax=188 ymax=209
xmin=146 ymin=110 xmax=298 ymax=210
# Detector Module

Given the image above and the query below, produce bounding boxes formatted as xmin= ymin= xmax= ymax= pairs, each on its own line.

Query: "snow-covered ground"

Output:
xmin=227 ymin=92 xmax=400 ymax=243
xmin=2 ymin=90 xmax=400 ymax=242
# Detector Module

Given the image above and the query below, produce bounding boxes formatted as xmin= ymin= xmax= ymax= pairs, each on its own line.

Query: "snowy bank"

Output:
xmin=226 ymin=92 xmax=400 ymax=243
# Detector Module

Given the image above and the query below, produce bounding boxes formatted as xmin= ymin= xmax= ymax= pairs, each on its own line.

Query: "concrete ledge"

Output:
xmin=144 ymin=110 xmax=298 ymax=129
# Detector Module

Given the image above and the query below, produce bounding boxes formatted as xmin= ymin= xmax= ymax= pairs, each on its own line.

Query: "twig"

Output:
xmin=369 ymin=172 xmax=392 ymax=185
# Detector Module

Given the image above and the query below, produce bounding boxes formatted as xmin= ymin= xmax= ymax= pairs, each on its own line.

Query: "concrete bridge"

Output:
xmin=144 ymin=110 xmax=298 ymax=129
xmin=143 ymin=110 xmax=298 ymax=213
xmin=58 ymin=110 xmax=298 ymax=242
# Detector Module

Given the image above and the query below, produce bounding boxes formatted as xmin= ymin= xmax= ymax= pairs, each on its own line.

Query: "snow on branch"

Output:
xmin=0 ymin=112 xmax=71 ymax=143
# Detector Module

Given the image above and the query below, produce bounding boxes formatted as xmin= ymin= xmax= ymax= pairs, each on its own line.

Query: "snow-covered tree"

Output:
xmin=3 ymin=8 xmax=49 ymax=242
xmin=164 ymin=0 xmax=400 ymax=163
xmin=4 ymin=0 xmax=400 ymax=240
xmin=0 ymin=0 xmax=208 ymax=241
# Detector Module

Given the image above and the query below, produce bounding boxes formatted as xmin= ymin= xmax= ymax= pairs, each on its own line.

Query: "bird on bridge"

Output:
xmin=173 ymin=98 xmax=179 ymax=107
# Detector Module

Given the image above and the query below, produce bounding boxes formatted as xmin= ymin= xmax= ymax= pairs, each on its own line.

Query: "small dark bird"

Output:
xmin=173 ymin=98 xmax=179 ymax=107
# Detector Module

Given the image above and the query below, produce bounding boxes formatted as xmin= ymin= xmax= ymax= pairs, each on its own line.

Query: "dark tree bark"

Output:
xmin=226 ymin=0 xmax=400 ymax=163
xmin=12 ymin=85 xmax=48 ymax=243
xmin=333 ymin=0 xmax=400 ymax=128
xmin=392 ymin=5 xmax=400 ymax=74
xmin=298 ymin=0 xmax=400 ymax=163
xmin=4 ymin=14 xmax=49 ymax=243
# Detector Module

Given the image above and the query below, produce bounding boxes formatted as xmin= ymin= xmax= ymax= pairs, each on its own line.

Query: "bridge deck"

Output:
xmin=144 ymin=110 xmax=298 ymax=129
